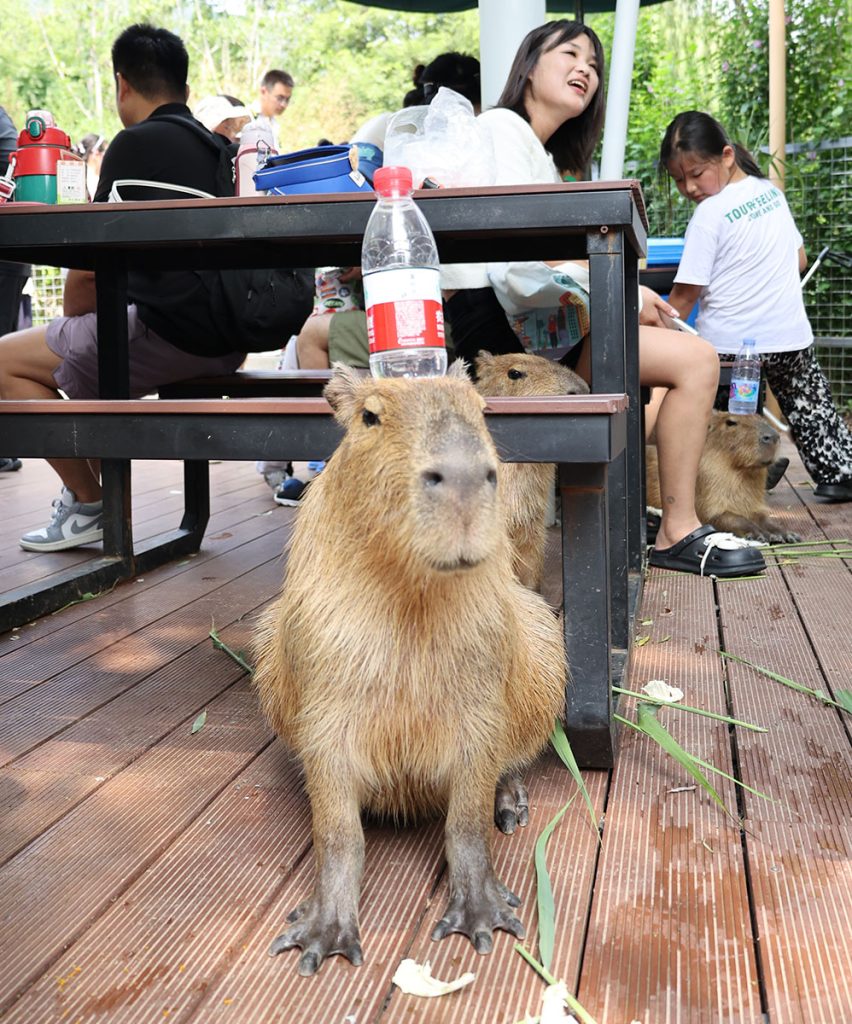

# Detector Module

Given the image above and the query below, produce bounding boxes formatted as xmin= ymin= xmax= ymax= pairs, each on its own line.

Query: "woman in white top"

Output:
xmin=662 ymin=110 xmax=852 ymax=501
xmin=443 ymin=21 xmax=764 ymax=577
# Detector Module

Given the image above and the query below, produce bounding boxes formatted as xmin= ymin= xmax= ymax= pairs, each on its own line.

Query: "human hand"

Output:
xmin=639 ymin=285 xmax=679 ymax=328
xmin=338 ymin=267 xmax=363 ymax=283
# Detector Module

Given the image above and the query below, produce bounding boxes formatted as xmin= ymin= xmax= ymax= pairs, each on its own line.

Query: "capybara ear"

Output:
xmin=324 ymin=363 xmax=364 ymax=425
xmin=475 ymin=351 xmax=495 ymax=373
xmin=448 ymin=359 xmax=471 ymax=381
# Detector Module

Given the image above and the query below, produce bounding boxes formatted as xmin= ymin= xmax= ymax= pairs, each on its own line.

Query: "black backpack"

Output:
xmin=153 ymin=114 xmax=314 ymax=354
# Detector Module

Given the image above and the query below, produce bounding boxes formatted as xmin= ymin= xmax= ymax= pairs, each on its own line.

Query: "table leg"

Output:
xmin=560 ymin=462 xmax=615 ymax=768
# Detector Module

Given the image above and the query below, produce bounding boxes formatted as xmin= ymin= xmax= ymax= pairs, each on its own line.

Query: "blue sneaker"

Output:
xmin=273 ymin=461 xmax=325 ymax=507
xmin=0 ymin=458 xmax=22 ymax=472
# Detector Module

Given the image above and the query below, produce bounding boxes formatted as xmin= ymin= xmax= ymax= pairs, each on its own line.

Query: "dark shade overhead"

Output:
xmin=345 ymin=0 xmax=668 ymax=13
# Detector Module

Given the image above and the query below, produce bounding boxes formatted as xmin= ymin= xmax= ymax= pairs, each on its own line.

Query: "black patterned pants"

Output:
xmin=721 ymin=346 xmax=852 ymax=485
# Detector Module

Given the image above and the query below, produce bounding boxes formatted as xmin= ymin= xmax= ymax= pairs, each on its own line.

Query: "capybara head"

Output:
xmin=322 ymin=362 xmax=502 ymax=574
xmin=473 ymin=351 xmax=589 ymax=397
xmin=705 ymin=411 xmax=779 ymax=471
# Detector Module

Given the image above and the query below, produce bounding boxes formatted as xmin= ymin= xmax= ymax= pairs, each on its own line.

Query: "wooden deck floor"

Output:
xmin=1 ymin=440 xmax=850 ymax=1024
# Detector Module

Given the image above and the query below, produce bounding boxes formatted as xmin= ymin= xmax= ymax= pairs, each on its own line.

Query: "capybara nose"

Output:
xmin=421 ymin=456 xmax=498 ymax=503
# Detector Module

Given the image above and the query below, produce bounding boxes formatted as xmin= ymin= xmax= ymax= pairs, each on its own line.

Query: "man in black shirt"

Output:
xmin=0 ymin=24 xmax=250 ymax=551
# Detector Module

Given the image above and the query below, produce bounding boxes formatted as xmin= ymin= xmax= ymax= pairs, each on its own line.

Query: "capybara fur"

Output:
xmin=253 ymin=363 xmax=567 ymax=975
xmin=474 ymin=351 xmax=589 ymax=590
xmin=646 ymin=410 xmax=800 ymax=543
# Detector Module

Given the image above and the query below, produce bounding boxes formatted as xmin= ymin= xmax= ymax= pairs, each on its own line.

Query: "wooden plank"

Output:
xmin=717 ymin=552 xmax=852 ymax=1024
xmin=0 ymin=680 xmax=271 ymax=1014
xmin=0 ymin=571 xmax=277 ymax=864
xmin=378 ymin=760 xmax=607 ymax=1024
xmin=2 ymin=741 xmax=310 ymax=1024
xmin=580 ymin=572 xmax=762 ymax=1023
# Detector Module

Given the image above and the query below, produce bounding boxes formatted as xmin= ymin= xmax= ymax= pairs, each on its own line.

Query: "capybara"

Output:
xmin=646 ymin=410 xmax=800 ymax=543
xmin=474 ymin=351 xmax=589 ymax=590
xmin=253 ymin=364 xmax=567 ymax=975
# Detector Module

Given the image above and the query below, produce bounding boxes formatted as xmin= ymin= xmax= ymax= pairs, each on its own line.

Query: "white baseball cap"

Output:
xmin=194 ymin=96 xmax=251 ymax=133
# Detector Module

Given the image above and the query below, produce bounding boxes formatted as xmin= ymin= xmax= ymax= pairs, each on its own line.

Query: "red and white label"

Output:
xmin=364 ymin=267 xmax=445 ymax=354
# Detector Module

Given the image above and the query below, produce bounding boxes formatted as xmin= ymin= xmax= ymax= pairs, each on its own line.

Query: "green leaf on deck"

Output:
xmin=534 ymin=793 xmax=578 ymax=973
xmin=633 ymin=634 xmax=651 ymax=646
xmin=836 ymin=691 xmax=852 ymax=714
xmin=190 ymin=710 xmax=207 ymax=734
xmin=209 ymin=626 xmax=255 ymax=676
xmin=550 ymin=720 xmax=599 ymax=840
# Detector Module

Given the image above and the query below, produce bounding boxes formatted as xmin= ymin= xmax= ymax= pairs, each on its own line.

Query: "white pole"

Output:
xmin=478 ymin=0 xmax=546 ymax=110
xmin=599 ymin=0 xmax=640 ymax=180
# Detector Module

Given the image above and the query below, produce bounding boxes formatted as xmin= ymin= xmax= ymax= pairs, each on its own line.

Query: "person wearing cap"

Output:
xmin=194 ymin=94 xmax=251 ymax=144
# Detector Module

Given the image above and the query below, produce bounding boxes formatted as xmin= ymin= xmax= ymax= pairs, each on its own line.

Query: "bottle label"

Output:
xmin=364 ymin=267 xmax=445 ymax=354
xmin=730 ymin=379 xmax=759 ymax=404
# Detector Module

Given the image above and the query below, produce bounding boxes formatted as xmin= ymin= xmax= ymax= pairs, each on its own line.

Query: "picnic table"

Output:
xmin=0 ymin=181 xmax=647 ymax=766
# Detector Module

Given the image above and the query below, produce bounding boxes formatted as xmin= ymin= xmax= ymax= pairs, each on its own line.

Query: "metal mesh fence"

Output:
xmin=29 ymin=265 xmax=65 ymax=327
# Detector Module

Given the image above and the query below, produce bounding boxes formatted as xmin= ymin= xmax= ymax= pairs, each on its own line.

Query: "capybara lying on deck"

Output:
xmin=647 ymin=410 xmax=800 ymax=543
xmin=474 ymin=351 xmax=589 ymax=590
xmin=253 ymin=363 xmax=567 ymax=975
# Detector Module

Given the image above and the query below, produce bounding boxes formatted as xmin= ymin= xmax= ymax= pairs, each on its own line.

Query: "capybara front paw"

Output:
xmin=431 ymin=879 xmax=524 ymax=953
xmin=269 ymin=900 xmax=363 ymax=975
xmin=494 ymin=773 xmax=529 ymax=834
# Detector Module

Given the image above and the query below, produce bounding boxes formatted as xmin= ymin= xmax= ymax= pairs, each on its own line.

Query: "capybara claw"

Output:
xmin=473 ymin=930 xmax=493 ymax=954
xmin=298 ymin=951 xmax=320 ymax=976
xmin=269 ymin=933 xmax=297 ymax=957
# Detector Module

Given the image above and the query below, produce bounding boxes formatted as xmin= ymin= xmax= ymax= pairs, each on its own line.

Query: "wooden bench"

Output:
xmin=2 ymin=392 xmax=628 ymax=765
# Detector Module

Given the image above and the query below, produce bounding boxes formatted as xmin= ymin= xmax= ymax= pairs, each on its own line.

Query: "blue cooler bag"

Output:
xmin=253 ymin=144 xmax=373 ymax=196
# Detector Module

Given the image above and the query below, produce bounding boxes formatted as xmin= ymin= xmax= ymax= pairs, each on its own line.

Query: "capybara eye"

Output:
xmin=487 ymin=468 xmax=498 ymax=487
xmin=422 ymin=471 xmax=442 ymax=488
xmin=726 ymin=418 xmax=738 ymax=427
xmin=507 ymin=369 xmax=527 ymax=380
xmin=362 ymin=409 xmax=380 ymax=427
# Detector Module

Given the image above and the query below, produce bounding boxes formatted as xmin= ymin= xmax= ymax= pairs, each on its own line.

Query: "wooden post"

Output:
xmin=768 ymin=0 xmax=786 ymax=189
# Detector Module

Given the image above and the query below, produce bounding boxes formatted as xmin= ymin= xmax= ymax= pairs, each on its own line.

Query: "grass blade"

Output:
xmin=514 ymin=945 xmax=600 ymax=1024
xmin=617 ymin=710 xmax=735 ymax=821
xmin=550 ymin=719 xmax=599 ymax=841
xmin=836 ymin=691 xmax=852 ymax=714
xmin=689 ymin=754 xmax=777 ymax=804
xmin=534 ymin=793 xmax=578 ymax=973
xmin=613 ymin=686 xmax=767 ymax=731
xmin=209 ymin=626 xmax=254 ymax=676
xmin=718 ymin=649 xmax=849 ymax=713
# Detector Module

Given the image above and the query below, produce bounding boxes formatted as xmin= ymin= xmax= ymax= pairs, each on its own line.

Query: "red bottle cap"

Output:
xmin=373 ymin=165 xmax=413 ymax=197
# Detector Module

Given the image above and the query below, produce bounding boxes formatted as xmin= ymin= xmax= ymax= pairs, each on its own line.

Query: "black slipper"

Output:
xmin=648 ymin=525 xmax=766 ymax=578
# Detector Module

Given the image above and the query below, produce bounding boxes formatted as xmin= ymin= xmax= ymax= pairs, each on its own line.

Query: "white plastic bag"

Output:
xmin=383 ymin=87 xmax=495 ymax=188
xmin=487 ymin=260 xmax=590 ymax=353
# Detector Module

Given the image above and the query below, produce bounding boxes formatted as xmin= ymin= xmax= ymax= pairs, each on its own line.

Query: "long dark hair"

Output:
xmin=660 ymin=111 xmax=763 ymax=178
xmin=496 ymin=20 xmax=605 ymax=177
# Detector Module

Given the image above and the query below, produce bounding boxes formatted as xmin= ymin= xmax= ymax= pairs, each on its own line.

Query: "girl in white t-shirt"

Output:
xmin=662 ymin=110 xmax=852 ymax=501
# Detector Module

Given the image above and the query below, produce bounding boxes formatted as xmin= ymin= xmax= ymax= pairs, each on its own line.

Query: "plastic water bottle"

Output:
xmin=362 ymin=165 xmax=447 ymax=378
xmin=728 ymin=338 xmax=761 ymax=415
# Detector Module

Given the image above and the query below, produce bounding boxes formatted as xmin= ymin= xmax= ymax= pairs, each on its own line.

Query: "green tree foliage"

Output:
xmin=0 ymin=0 xmax=478 ymax=150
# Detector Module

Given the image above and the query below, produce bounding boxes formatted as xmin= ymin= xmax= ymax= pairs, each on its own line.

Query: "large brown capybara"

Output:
xmin=474 ymin=351 xmax=589 ymax=590
xmin=646 ymin=410 xmax=800 ymax=542
xmin=253 ymin=363 xmax=567 ymax=976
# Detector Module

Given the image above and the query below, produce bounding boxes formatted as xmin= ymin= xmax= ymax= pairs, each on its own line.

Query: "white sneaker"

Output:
xmin=20 ymin=487 xmax=104 ymax=552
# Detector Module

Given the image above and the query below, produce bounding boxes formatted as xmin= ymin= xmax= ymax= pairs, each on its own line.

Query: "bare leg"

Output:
xmin=269 ymin=758 xmax=364 ymax=975
xmin=0 ymin=326 xmax=101 ymax=501
xmin=638 ymin=327 xmax=719 ymax=550
xmin=295 ymin=315 xmax=332 ymax=370
xmin=432 ymin=770 xmax=524 ymax=953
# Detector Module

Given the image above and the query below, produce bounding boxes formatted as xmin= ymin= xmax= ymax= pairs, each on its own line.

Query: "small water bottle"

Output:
xmin=728 ymin=338 xmax=761 ymax=415
xmin=362 ymin=165 xmax=447 ymax=379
